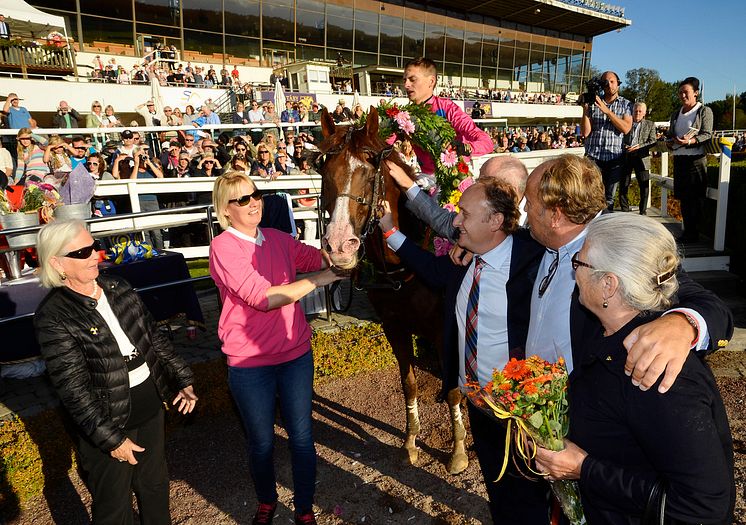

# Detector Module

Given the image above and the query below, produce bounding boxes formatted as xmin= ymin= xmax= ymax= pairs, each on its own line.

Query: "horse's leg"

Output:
xmin=385 ymin=327 xmax=420 ymax=465
xmin=445 ymin=387 xmax=468 ymax=474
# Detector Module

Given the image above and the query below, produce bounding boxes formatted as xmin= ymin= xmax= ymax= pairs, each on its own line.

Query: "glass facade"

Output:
xmin=30 ymin=0 xmax=594 ymax=93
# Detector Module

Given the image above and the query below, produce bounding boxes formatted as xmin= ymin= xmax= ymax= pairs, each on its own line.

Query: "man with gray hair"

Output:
xmin=620 ymin=101 xmax=657 ymax=214
xmin=385 ymin=155 xmax=529 ymax=241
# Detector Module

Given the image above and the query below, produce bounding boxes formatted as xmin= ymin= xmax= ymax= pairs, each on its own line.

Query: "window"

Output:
xmin=184 ymin=29 xmax=223 ymax=56
xmin=380 ymin=20 xmax=403 ymax=56
xmin=425 ymin=24 xmax=444 ymax=60
xmin=80 ymin=0 xmax=131 ymax=19
xmin=224 ymin=35 xmax=260 ymax=61
xmin=297 ymin=9 xmax=325 ymax=46
xmin=81 ymin=15 xmax=133 ymax=45
xmin=327 ymin=15 xmax=353 ymax=49
xmin=135 ymin=0 xmax=179 ymax=27
xmin=262 ymin=3 xmax=294 ymax=42
xmin=223 ymin=0 xmax=259 ymax=37
xmin=355 ymin=20 xmax=378 ymax=53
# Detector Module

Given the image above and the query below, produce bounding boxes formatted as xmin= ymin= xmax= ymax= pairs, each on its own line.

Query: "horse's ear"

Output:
xmin=320 ymin=108 xmax=335 ymax=138
xmin=366 ymin=106 xmax=379 ymax=137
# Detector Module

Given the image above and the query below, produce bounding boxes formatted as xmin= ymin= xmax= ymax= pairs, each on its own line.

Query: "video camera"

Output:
xmin=579 ymin=76 xmax=609 ymax=105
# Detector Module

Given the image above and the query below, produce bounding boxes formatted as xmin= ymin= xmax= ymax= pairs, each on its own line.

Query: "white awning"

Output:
xmin=1 ymin=0 xmax=68 ymax=39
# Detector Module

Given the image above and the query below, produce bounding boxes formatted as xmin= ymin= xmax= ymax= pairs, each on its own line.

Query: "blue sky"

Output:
xmin=590 ymin=0 xmax=745 ymax=102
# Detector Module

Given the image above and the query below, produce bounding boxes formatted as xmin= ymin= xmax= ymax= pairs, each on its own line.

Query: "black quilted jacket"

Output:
xmin=34 ymin=274 xmax=194 ymax=452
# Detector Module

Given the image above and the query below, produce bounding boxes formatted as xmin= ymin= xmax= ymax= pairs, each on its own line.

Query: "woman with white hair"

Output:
xmin=34 ymin=220 xmax=198 ymax=525
xmin=535 ymin=213 xmax=734 ymax=524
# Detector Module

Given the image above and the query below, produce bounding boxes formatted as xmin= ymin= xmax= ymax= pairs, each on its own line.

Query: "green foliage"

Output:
xmin=313 ymin=322 xmax=397 ymax=380
xmin=621 ymin=67 xmax=661 ymax=102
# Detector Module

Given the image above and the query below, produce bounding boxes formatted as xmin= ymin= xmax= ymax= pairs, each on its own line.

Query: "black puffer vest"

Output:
xmin=35 ymin=275 xmax=193 ymax=452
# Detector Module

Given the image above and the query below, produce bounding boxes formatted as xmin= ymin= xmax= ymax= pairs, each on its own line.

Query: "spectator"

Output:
xmin=110 ymin=129 xmax=137 ymax=169
xmin=14 ymin=128 xmax=49 ymax=184
xmin=86 ymin=153 xmax=113 ymax=180
xmin=44 ymin=136 xmax=72 ymax=186
xmin=172 ymin=107 xmax=184 ymax=126
xmin=117 ymin=66 xmax=130 ymax=84
xmin=181 ymin=134 xmax=199 ymax=157
xmin=331 ymin=104 xmax=347 ymax=124
xmin=581 ymin=70 xmax=633 ymax=211
xmin=34 ymin=220 xmax=196 ymax=525
xmin=3 ymin=93 xmax=32 ymax=130
xmin=231 ymin=65 xmax=240 ymax=81
xmin=174 ymin=152 xmax=194 ymax=178
xmin=86 ymin=101 xmax=107 ymax=128
xmin=182 ymin=105 xmax=197 ymax=126
xmin=215 ymin=133 xmax=233 ymax=166
xmin=160 ymin=140 xmax=183 ymax=177
xmin=297 ymin=104 xmax=309 ymax=123
xmin=621 ymin=102 xmax=657 ymax=215
xmin=51 ymin=100 xmax=83 ymax=130
xmin=0 ymin=141 xmax=13 ymax=186
xmin=251 ymin=142 xmax=276 ymax=179
xmin=281 ymin=101 xmax=298 ymax=123
xmin=103 ymin=105 xmax=122 ymax=128
xmin=195 ymin=152 xmax=222 ymax=177
xmin=308 ymin=102 xmax=321 ymax=123
xmin=510 ymin=137 xmax=531 ymax=153
xmin=135 ymin=100 xmax=164 ymax=127
xmin=274 ymin=150 xmax=290 ymax=175
xmin=232 ymin=102 xmax=249 ymax=125
xmin=192 ymin=67 xmax=205 ymax=88
xmin=470 ymin=101 xmax=485 ymax=120
xmin=118 ymin=145 xmax=165 ymax=249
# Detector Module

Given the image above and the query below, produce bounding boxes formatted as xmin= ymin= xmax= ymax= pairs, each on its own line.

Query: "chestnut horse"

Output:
xmin=317 ymin=107 xmax=467 ymax=474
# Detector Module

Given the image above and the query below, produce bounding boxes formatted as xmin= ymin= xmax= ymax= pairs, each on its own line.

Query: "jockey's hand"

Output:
xmin=449 ymin=244 xmax=472 ymax=266
xmin=378 ymin=201 xmax=395 ymax=232
xmin=384 ymin=160 xmax=414 ymax=190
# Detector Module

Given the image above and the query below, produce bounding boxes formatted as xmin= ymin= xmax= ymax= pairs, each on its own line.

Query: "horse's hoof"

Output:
xmin=446 ymin=452 xmax=468 ymax=475
xmin=402 ymin=445 xmax=420 ymax=466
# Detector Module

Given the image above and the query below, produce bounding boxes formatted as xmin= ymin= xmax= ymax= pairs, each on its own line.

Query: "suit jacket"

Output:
xmin=405 ymin=188 xmax=459 ymax=242
xmin=396 ymin=229 xmax=544 ymax=395
xmin=51 ymin=109 xmax=83 ymax=129
xmin=0 ymin=21 xmax=10 ymax=39
xmin=623 ymin=118 xmax=657 ymax=170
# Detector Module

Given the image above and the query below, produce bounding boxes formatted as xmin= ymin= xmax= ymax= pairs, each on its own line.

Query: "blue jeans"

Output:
xmin=228 ymin=350 xmax=316 ymax=512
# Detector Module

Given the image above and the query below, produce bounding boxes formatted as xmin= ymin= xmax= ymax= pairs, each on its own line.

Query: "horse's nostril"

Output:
xmin=341 ymin=238 xmax=360 ymax=255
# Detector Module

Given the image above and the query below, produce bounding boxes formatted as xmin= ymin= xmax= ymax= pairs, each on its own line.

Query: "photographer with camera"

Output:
xmin=51 ymin=101 xmax=83 ymax=130
xmin=580 ymin=71 xmax=633 ymax=211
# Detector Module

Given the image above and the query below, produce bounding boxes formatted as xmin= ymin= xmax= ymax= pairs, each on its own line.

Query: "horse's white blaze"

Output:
xmin=328 ymin=166 xmax=352 ymax=236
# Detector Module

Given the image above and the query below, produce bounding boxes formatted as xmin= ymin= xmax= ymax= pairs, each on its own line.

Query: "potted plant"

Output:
xmin=0 ymin=182 xmax=61 ymax=249
xmin=54 ymin=164 xmax=95 ymax=221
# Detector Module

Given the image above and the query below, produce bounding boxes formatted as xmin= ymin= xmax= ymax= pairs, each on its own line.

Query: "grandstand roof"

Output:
xmin=419 ymin=0 xmax=630 ymax=39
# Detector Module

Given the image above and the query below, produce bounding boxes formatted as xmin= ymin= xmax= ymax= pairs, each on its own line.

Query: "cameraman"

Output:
xmin=580 ymin=71 xmax=632 ymax=211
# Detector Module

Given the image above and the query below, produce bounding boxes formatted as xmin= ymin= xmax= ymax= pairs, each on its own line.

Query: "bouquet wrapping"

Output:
xmin=466 ymin=356 xmax=585 ymax=525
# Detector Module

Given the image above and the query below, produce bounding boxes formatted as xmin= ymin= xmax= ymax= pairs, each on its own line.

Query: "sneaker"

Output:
xmin=252 ymin=502 xmax=277 ymax=525
xmin=294 ymin=510 xmax=317 ymax=525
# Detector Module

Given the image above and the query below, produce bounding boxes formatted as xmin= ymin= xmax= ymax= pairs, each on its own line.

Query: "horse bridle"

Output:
xmin=318 ymin=124 xmax=394 ymax=241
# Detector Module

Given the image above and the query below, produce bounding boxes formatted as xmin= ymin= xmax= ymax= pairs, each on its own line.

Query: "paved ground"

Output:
xmin=1 ymin=272 xmax=745 ymax=421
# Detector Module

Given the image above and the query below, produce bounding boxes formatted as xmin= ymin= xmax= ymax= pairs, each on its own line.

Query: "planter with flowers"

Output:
xmin=0 ymin=183 xmax=61 ymax=249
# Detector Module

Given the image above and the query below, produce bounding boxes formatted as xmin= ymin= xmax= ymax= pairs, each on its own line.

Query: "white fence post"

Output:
xmin=660 ymin=152 xmax=669 ymax=217
xmin=714 ymin=153 xmax=731 ymax=252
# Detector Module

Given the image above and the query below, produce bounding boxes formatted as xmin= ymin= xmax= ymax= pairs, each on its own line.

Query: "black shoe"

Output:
xmin=639 ymin=210 xmax=647 ymax=216
xmin=253 ymin=502 xmax=277 ymax=525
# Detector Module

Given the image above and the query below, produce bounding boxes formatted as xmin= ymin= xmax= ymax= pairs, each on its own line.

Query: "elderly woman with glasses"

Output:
xmin=534 ymin=213 xmax=734 ymax=525
xmin=209 ymin=171 xmax=343 ymax=525
xmin=87 ymin=101 xmax=107 ymax=128
xmin=34 ymin=219 xmax=197 ymax=525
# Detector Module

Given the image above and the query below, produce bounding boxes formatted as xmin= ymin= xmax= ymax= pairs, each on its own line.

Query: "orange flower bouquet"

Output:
xmin=465 ymin=356 xmax=585 ymax=525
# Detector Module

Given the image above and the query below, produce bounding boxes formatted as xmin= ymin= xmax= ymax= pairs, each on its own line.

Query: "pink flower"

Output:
xmin=443 ymin=203 xmax=456 ymax=212
xmin=457 ymin=176 xmax=475 ymax=193
xmin=434 ymin=237 xmax=454 ymax=257
xmin=440 ymin=149 xmax=457 ymax=167
xmin=394 ymin=111 xmax=415 ymax=134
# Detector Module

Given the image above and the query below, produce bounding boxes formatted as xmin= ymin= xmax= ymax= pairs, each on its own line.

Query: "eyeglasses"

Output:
xmin=229 ymin=190 xmax=263 ymax=206
xmin=185 ymin=137 xmax=195 ymax=141
xmin=571 ymin=252 xmax=594 ymax=271
xmin=537 ymin=251 xmax=559 ymax=298
xmin=64 ymin=240 xmax=101 ymax=259
xmin=92 ymin=105 xmax=101 ymax=108
xmin=203 ymin=161 xmax=214 ymax=165
xmin=88 ymin=162 xmax=100 ymax=167
xmin=258 ymin=150 xmax=269 ymax=154
xmin=235 ymin=147 xmax=247 ymax=152
xmin=74 ymin=146 xmax=87 ymax=151
xmin=278 ymin=146 xmax=286 ymax=150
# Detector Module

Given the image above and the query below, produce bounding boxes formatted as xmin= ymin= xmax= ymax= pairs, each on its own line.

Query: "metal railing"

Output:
xmin=0 ymin=44 xmax=75 ymax=77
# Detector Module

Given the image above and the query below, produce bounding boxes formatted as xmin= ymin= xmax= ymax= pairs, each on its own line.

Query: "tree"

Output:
xmin=645 ymin=80 xmax=679 ymax=122
xmin=621 ymin=68 xmax=661 ymax=102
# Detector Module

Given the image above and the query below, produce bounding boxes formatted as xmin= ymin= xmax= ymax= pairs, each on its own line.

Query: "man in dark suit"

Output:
xmin=379 ymin=178 xmax=551 ymax=524
xmin=0 ymin=14 xmax=10 ymax=39
xmin=620 ymin=102 xmax=657 ymax=214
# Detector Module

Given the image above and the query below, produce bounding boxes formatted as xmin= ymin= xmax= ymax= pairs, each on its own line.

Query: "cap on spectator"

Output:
xmin=338 ymin=98 xmax=346 ymax=105
xmin=104 ymin=140 xmax=119 ymax=149
xmin=121 ymin=130 xmax=134 ymax=139
xmin=169 ymin=139 xmax=181 ymax=147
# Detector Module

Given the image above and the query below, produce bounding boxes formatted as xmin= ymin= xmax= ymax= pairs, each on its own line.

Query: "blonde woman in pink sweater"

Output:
xmin=209 ymin=171 xmax=344 ymax=525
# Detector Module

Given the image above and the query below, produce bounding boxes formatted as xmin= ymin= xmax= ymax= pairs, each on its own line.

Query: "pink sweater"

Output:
xmin=209 ymin=227 xmax=323 ymax=368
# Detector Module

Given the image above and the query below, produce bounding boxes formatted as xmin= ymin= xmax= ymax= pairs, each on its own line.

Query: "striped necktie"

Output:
xmin=464 ymin=256 xmax=485 ymax=384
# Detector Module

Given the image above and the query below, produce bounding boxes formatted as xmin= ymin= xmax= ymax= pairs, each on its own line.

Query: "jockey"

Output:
xmin=402 ymin=57 xmax=494 ymax=185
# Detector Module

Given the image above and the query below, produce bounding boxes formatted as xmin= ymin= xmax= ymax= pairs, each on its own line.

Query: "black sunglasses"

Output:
xmin=571 ymin=252 xmax=594 ymax=271
xmin=229 ymin=190 xmax=263 ymax=206
xmin=538 ymin=251 xmax=559 ymax=298
xmin=64 ymin=240 xmax=101 ymax=259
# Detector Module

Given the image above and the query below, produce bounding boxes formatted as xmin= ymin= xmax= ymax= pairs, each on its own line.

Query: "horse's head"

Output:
xmin=318 ymin=107 xmax=409 ymax=269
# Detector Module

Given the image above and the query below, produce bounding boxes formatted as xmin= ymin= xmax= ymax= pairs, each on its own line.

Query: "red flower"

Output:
xmin=457 ymin=161 xmax=469 ymax=174
xmin=503 ymin=358 xmax=529 ymax=380
xmin=385 ymin=107 xmax=400 ymax=118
